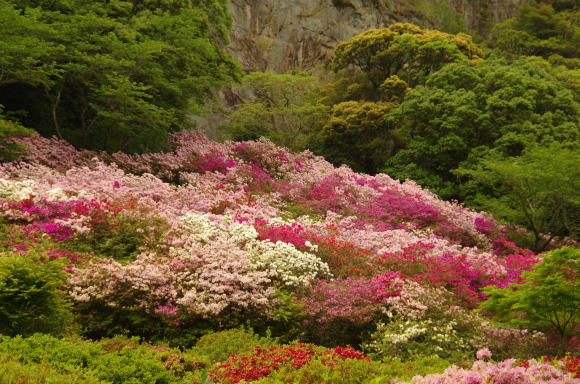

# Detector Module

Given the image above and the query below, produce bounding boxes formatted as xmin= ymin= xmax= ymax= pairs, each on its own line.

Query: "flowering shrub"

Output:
xmin=401 ymin=358 xmax=579 ymax=384
xmin=209 ymin=343 xmax=369 ymax=384
xmin=304 ymin=273 xmax=404 ymax=326
xmin=364 ymin=318 xmax=472 ymax=360
xmin=180 ymin=213 xmax=330 ymax=288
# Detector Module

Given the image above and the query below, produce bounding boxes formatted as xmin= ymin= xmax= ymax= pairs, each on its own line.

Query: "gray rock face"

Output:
xmin=226 ymin=0 xmax=525 ymax=73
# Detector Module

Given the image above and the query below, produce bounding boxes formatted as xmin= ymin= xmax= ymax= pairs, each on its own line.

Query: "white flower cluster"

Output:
xmin=364 ymin=318 xmax=471 ymax=359
xmin=0 ymin=178 xmax=72 ymax=202
xmin=246 ymin=239 xmax=330 ymax=288
xmin=0 ymin=178 xmax=36 ymax=201
xmin=375 ymin=320 xmax=429 ymax=345
xmin=178 ymin=213 xmax=330 ymax=288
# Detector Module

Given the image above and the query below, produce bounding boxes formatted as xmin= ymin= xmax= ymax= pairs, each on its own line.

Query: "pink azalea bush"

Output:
xmin=401 ymin=358 xmax=578 ymax=384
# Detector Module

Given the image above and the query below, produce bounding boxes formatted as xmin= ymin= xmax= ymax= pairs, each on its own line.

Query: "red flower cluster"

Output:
xmin=544 ymin=355 xmax=579 ymax=377
xmin=210 ymin=343 xmax=369 ymax=383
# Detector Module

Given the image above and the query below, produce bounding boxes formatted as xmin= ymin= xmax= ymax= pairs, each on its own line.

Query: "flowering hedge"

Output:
xmin=209 ymin=343 xmax=370 ymax=384
xmin=1 ymin=131 xmax=562 ymax=369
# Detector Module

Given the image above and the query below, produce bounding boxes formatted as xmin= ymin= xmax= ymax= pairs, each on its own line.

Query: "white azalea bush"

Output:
xmin=179 ymin=213 xmax=330 ymax=288
xmin=364 ymin=318 xmax=472 ymax=360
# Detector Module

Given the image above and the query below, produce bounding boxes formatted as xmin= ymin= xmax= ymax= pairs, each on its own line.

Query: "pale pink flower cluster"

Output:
xmin=69 ymin=242 xmax=274 ymax=318
xmin=402 ymin=359 xmax=579 ymax=384
xmin=476 ymin=348 xmax=492 ymax=360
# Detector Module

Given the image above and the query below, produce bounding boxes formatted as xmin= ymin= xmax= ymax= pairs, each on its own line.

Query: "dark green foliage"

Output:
xmin=480 ymin=247 xmax=579 ymax=338
xmin=0 ymin=106 xmax=34 ymax=161
xmin=318 ymin=101 xmax=401 ymax=174
xmin=0 ymin=252 xmax=72 ymax=336
xmin=383 ymin=57 xmax=579 ymax=200
xmin=0 ymin=0 xmax=240 ymax=153
xmin=73 ymin=213 xmax=170 ymax=263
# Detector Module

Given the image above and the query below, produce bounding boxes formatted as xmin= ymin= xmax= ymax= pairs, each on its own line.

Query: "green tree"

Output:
xmin=318 ymin=101 xmax=401 ymax=174
xmin=330 ymin=23 xmax=482 ymax=92
xmin=480 ymin=247 xmax=579 ymax=339
xmin=383 ymin=57 xmax=579 ymax=200
xmin=491 ymin=1 xmax=579 ymax=62
xmin=227 ymin=71 xmax=330 ymax=151
xmin=458 ymin=145 xmax=580 ymax=252
xmin=0 ymin=0 xmax=241 ymax=153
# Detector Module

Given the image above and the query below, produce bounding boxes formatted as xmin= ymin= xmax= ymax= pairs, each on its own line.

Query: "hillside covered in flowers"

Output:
xmin=0 ymin=131 xmax=577 ymax=383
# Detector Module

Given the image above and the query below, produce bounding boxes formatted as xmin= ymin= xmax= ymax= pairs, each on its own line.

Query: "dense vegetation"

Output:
xmin=0 ymin=0 xmax=240 ymax=152
xmin=225 ymin=1 xmax=579 ymax=251
xmin=0 ymin=0 xmax=578 ymax=382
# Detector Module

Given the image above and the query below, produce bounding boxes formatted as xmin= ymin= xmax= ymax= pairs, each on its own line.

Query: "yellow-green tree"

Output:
xmin=330 ymin=23 xmax=482 ymax=92
xmin=318 ymin=101 xmax=401 ymax=174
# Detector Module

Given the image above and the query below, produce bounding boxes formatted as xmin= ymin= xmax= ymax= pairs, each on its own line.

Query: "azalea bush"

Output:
xmin=209 ymin=343 xmax=370 ymax=384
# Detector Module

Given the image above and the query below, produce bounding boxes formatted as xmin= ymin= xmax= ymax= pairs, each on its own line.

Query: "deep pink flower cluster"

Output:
xmin=304 ymin=272 xmax=404 ymax=324
xmin=254 ymin=220 xmax=309 ymax=249
xmin=376 ymin=241 xmax=537 ymax=306
xmin=4 ymin=198 xmax=92 ymax=241
xmin=189 ymin=151 xmax=236 ymax=174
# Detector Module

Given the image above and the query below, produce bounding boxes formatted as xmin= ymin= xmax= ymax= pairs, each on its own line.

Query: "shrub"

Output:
xmin=209 ymin=343 xmax=370 ymax=384
xmin=0 ymin=252 xmax=72 ymax=336
xmin=480 ymin=247 xmax=579 ymax=339
xmin=0 ymin=334 xmax=193 ymax=384
xmin=191 ymin=329 xmax=277 ymax=363
xmin=0 ymin=355 xmax=102 ymax=384
xmin=363 ymin=318 xmax=471 ymax=361
xmin=254 ymin=355 xmax=452 ymax=384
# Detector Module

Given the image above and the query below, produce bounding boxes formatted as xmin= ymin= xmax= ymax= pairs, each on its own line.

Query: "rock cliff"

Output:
xmin=226 ymin=0 xmax=526 ymax=73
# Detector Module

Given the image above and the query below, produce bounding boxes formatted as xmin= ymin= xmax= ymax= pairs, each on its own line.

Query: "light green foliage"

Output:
xmin=379 ymin=75 xmax=410 ymax=102
xmin=227 ymin=71 xmax=330 ymax=151
xmin=254 ymin=355 xmax=451 ymax=384
xmin=0 ymin=355 xmax=103 ymax=384
xmin=480 ymin=247 xmax=579 ymax=338
xmin=458 ymin=145 xmax=580 ymax=251
xmin=0 ymin=334 xmax=194 ymax=383
xmin=491 ymin=1 xmax=579 ymax=62
xmin=191 ymin=328 xmax=277 ymax=363
xmin=0 ymin=252 xmax=72 ymax=336
xmin=384 ymin=57 xmax=579 ymax=200
xmin=318 ymin=101 xmax=401 ymax=173
xmin=0 ymin=0 xmax=240 ymax=153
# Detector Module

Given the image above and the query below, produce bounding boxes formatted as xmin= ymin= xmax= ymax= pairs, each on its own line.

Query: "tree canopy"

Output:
xmin=330 ymin=23 xmax=482 ymax=92
xmin=382 ymin=57 xmax=579 ymax=200
xmin=226 ymin=71 xmax=330 ymax=151
xmin=480 ymin=247 xmax=579 ymax=338
xmin=458 ymin=144 xmax=580 ymax=251
xmin=0 ymin=0 xmax=240 ymax=153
